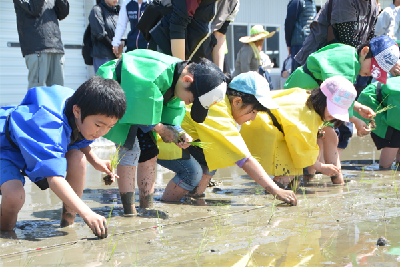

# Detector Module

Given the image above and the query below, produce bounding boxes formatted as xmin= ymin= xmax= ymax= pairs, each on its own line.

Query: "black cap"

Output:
xmin=190 ymin=61 xmax=227 ymax=123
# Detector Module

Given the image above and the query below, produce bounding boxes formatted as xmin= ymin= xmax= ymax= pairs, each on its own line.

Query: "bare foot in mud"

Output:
xmin=331 ymin=176 xmax=345 ymax=185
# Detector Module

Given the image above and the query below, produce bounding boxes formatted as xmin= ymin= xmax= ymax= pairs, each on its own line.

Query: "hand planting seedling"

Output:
xmin=104 ymin=145 xmax=124 ymax=185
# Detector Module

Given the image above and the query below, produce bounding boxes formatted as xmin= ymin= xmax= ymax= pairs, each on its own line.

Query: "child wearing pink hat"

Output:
xmin=242 ymin=76 xmax=357 ymax=188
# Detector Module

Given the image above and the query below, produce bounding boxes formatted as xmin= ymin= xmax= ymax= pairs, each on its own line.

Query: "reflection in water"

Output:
xmin=2 ymin=136 xmax=400 ymax=265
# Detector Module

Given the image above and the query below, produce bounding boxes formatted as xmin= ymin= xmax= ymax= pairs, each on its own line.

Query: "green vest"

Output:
xmin=284 ymin=43 xmax=361 ymax=89
xmin=284 ymin=43 xmax=360 ymax=118
xmin=97 ymin=49 xmax=186 ymax=145
xmin=356 ymin=77 xmax=400 ymax=139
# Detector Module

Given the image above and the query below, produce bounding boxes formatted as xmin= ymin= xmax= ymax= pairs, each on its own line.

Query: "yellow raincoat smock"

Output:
xmin=240 ymin=89 xmax=323 ymax=177
xmin=158 ymin=96 xmax=251 ymax=171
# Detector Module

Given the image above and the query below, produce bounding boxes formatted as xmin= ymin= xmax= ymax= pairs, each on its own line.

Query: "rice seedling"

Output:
xmin=195 ymin=229 xmax=209 ymax=261
xmin=122 ymin=232 xmax=139 ymax=267
xmin=302 ymin=218 xmax=309 ymax=238
xmin=107 ymin=226 xmax=121 ymax=261
xmin=267 ymin=196 xmax=277 ymax=225
xmin=188 ymin=141 xmax=212 ymax=150
xmin=156 ymin=210 xmax=164 ymax=245
xmin=19 ymin=253 xmax=37 ymax=267
xmin=323 ymin=203 xmax=337 ymax=223
xmin=212 ymin=205 xmax=222 ymax=236
xmin=392 ymin=165 xmax=398 ymax=198
xmin=165 ymin=215 xmax=183 ymax=246
xmin=104 ymin=144 xmax=124 ymax=185
xmin=55 ymin=254 xmax=64 ymax=267
xmin=302 ymin=187 xmax=312 ymax=217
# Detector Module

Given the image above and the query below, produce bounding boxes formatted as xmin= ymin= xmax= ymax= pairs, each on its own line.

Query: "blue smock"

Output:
xmin=0 ymin=86 xmax=93 ymax=183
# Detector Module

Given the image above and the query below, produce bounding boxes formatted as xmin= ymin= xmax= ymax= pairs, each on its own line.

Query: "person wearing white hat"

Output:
xmin=232 ymin=25 xmax=275 ymax=78
xmin=157 ymin=72 xmax=297 ymax=205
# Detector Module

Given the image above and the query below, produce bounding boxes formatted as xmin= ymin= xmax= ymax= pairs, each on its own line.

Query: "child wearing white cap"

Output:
xmin=157 ymin=72 xmax=297 ymax=205
xmin=242 ymin=76 xmax=357 ymax=187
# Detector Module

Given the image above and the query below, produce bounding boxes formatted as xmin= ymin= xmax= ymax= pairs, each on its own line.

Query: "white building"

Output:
xmin=0 ymin=0 xmax=393 ymax=105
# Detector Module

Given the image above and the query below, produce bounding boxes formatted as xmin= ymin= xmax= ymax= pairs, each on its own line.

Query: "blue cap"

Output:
xmin=370 ymin=35 xmax=399 ymax=72
xmin=229 ymin=72 xmax=279 ymax=109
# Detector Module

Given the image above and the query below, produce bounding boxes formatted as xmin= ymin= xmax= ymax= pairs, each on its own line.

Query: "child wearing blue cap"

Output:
xmin=157 ymin=72 xmax=297 ymax=206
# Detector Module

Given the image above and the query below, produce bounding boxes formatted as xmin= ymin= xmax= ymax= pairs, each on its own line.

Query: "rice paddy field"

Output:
xmin=1 ymin=135 xmax=400 ymax=266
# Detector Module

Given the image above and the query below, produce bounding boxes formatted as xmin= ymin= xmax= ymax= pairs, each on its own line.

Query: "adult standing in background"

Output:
xmin=89 ymin=0 xmax=120 ymax=73
xmin=112 ymin=0 xmax=150 ymax=59
xmin=284 ymin=0 xmax=317 ymax=72
xmin=13 ymin=0 xmax=69 ymax=89
xmin=232 ymin=25 xmax=275 ymax=78
xmin=147 ymin=0 xmax=239 ymax=67
xmin=295 ymin=0 xmax=379 ymax=66
xmin=375 ymin=0 xmax=400 ymax=39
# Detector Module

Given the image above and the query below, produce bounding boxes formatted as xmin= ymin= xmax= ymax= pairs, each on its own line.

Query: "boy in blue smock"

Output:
xmin=0 ymin=76 xmax=127 ymax=239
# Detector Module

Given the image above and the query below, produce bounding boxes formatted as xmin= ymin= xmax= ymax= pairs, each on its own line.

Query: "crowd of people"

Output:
xmin=1 ymin=0 xmax=400 ymax=240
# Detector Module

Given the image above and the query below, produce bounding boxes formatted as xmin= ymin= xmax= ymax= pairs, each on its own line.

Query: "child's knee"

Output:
xmin=1 ymin=181 xmax=25 ymax=211
xmin=66 ymin=149 xmax=87 ymax=168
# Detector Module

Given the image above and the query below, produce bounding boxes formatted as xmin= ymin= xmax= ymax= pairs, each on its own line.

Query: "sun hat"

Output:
xmin=239 ymin=25 xmax=275 ymax=44
xmin=191 ymin=60 xmax=228 ymax=123
xmin=228 ymin=71 xmax=279 ymax=109
xmin=320 ymin=76 xmax=357 ymax=122
xmin=370 ymin=35 xmax=399 ymax=84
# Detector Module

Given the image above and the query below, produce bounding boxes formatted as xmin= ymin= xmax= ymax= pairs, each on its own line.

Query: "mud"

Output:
xmin=120 ymin=192 xmax=136 ymax=216
xmin=1 ymin=136 xmax=400 ymax=266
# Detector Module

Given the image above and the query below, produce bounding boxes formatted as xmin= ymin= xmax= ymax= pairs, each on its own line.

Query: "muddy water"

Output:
xmin=1 ymin=136 xmax=400 ymax=266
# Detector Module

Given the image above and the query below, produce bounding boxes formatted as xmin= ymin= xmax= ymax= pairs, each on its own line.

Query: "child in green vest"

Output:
xmin=356 ymin=77 xmax=400 ymax=169
xmin=284 ymin=36 xmax=399 ymax=184
xmin=97 ymin=49 xmax=228 ymax=215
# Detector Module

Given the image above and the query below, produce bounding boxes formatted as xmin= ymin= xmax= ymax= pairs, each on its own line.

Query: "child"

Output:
xmin=280 ymin=55 xmax=292 ymax=89
xmin=241 ymin=76 xmax=356 ymax=187
xmin=157 ymin=72 xmax=297 ymax=205
xmin=282 ymin=36 xmax=399 ymax=183
xmin=97 ymin=49 xmax=228 ymax=215
xmin=0 ymin=76 xmax=127 ymax=238
xmin=356 ymin=77 xmax=400 ymax=169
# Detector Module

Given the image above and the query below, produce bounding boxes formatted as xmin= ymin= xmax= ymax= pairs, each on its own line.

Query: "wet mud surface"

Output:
xmin=1 ymin=136 xmax=400 ymax=266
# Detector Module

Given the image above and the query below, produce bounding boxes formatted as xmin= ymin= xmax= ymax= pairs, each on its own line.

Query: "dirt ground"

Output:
xmin=1 ymin=135 xmax=400 ymax=266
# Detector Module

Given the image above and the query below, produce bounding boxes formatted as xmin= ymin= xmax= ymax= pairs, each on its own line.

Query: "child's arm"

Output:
xmin=80 ymin=146 xmax=118 ymax=179
xmin=47 ymin=176 xmax=107 ymax=238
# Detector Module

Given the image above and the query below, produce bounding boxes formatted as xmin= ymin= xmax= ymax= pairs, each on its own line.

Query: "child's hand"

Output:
xmin=354 ymin=119 xmax=371 ymax=137
xmin=275 ymin=189 xmax=297 ymax=206
xmin=355 ymin=103 xmax=376 ymax=120
xmin=176 ymin=132 xmax=193 ymax=149
xmin=84 ymin=212 xmax=108 ymax=239
xmin=95 ymin=159 xmax=119 ymax=182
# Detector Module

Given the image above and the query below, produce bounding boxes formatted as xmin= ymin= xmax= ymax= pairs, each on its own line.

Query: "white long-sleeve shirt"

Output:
xmin=112 ymin=0 xmax=149 ymax=47
xmin=375 ymin=4 xmax=400 ymax=38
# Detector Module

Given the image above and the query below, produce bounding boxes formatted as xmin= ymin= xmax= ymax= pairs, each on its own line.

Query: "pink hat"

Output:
xmin=320 ymin=76 xmax=357 ymax=122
